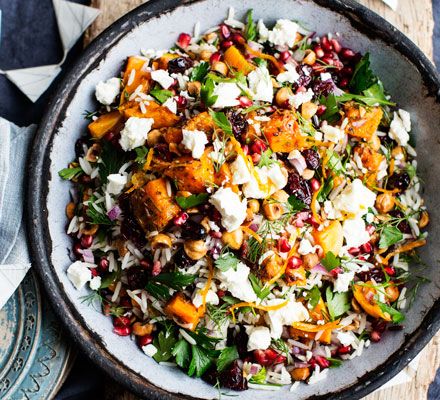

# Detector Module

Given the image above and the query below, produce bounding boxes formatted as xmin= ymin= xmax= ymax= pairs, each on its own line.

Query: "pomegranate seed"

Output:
xmin=217 ymin=289 xmax=226 ymax=298
xmin=254 ymin=350 xmax=269 ymax=366
xmin=330 ymin=267 xmax=343 ymax=276
xmin=177 ymin=33 xmax=191 ymax=49
xmin=361 ymin=242 xmax=373 ymax=253
xmin=296 ymin=86 xmax=307 ymax=94
xmin=340 ymin=48 xmax=355 ymax=59
xmin=370 ymin=330 xmax=381 ymax=342
xmin=309 ymin=357 xmax=317 ymax=369
xmin=315 ymin=355 xmax=331 ymax=369
xmin=242 ymin=144 xmax=249 ymax=156
xmin=278 ymin=237 xmax=292 ymax=253
xmin=73 ymin=243 xmax=83 ymax=256
xmin=251 ymin=139 xmax=267 ymax=154
xmin=152 ymin=260 xmax=162 ymax=276
xmin=140 ymin=260 xmax=152 ymax=269
xmin=281 ymin=99 xmax=291 ymax=109
xmin=138 ymin=335 xmax=153 ymax=347
xmin=321 ymin=56 xmax=334 ymax=66
xmin=266 ymin=348 xmax=286 ymax=363
xmin=332 ymin=59 xmax=343 ymax=69
xmin=113 ymin=326 xmax=131 ymax=336
xmin=295 ymin=218 xmax=304 ymax=228
xmin=176 ymin=96 xmax=187 ymax=109
xmin=348 ymin=247 xmax=360 ymax=256
xmin=99 ymin=258 xmax=109 ymax=272
xmin=173 ymin=211 xmax=189 ymax=226
xmin=316 ymin=104 xmax=327 ymax=116
xmin=341 ymin=66 xmax=354 ymax=76
xmin=310 ymin=178 xmax=321 ymax=192
xmin=375 ymin=321 xmax=387 ymax=332
xmin=239 ymin=96 xmax=253 ymax=107
xmin=312 ymin=63 xmax=326 ymax=74
xmin=339 ymin=77 xmax=349 ymax=89
xmin=220 ymin=23 xmax=231 ymax=39
xmin=221 ymin=40 xmax=233 ymax=49
xmin=331 ymin=39 xmax=342 ymax=53
xmin=210 ymin=231 xmax=222 ymax=239
xmin=309 ymin=214 xmax=320 ymax=226
xmin=113 ymin=316 xmax=131 ymax=327
xmin=251 ymin=153 xmax=261 ymax=164
xmin=288 ymin=256 xmax=302 ymax=269
xmin=103 ymin=131 xmax=116 ymax=142
xmin=366 ymin=225 xmax=375 ymax=235
xmin=231 ymin=33 xmax=245 ymax=44
xmin=338 ymin=345 xmax=352 ymax=355
xmin=385 ymin=267 xmax=396 ymax=276
xmin=209 ymin=52 xmax=222 ymax=64
xmin=281 ymin=50 xmax=291 ymax=62
xmin=321 ymin=36 xmax=332 ymax=52
xmin=91 ymin=268 xmax=99 ymax=277
xmin=358 ymin=256 xmax=366 ymax=261
xmin=314 ymin=46 xmax=325 ymax=59
xmin=81 ymin=235 xmax=93 ymax=248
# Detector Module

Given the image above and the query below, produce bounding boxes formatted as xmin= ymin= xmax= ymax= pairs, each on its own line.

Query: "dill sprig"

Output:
xmin=211 ymin=132 xmax=236 ymax=173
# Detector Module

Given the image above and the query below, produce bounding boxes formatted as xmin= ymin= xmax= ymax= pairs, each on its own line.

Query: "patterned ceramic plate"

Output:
xmin=0 ymin=270 xmax=74 ymax=400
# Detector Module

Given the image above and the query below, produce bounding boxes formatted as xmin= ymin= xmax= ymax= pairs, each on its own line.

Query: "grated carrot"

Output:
xmin=394 ymin=197 xmax=408 ymax=211
xmin=389 ymin=158 xmax=395 ymax=175
xmin=230 ymin=299 xmax=289 ymax=324
xmin=243 ymin=43 xmax=285 ymax=72
xmin=371 ymin=186 xmax=399 ymax=194
xmin=292 ymin=319 xmax=341 ymax=332
xmin=142 ymin=148 xmax=154 ymax=171
xmin=241 ymin=226 xmax=262 ymax=243
xmin=311 ymin=183 xmax=323 ymax=224
xmin=382 ymin=239 xmax=426 ymax=264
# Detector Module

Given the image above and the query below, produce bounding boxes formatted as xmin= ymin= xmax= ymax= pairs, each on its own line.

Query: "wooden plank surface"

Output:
xmin=85 ymin=1 xmax=438 ymax=399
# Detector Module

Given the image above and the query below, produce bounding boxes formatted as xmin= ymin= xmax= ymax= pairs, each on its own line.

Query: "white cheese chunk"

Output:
xmin=230 ymin=155 xmax=251 ymax=185
xmin=151 ymin=69 xmax=174 ymax=89
xmin=119 ymin=117 xmax=154 ymax=151
xmin=142 ymin=344 xmax=158 ymax=357
xmin=247 ymin=65 xmax=273 ymax=103
xmin=389 ymin=111 xmax=409 ymax=146
xmin=297 ymin=238 xmax=315 ymax=255
xmin=332 ymin=179 xmax=376 ymax=217
xmin=334 ymin=271 xmax=355 ymax=293
xmin=342 ymin=217 xmax=370 ymax=248
xmin=212 ymin=82 xmax=241 ymax=108
xmin=209 ymin=187 xmax=247 ymax=232
xmin=106 ymin=173 xmax=127 ymax=195
xmin=192 ymin=289 xmax=219 ymax=308
xmin=246 ymin=326 xmax=272 ymax=351
xmin=398 ymin=109 xmax=411 ymax=132
xmin=276 ymin=63 xmax=299 ymax=84
xmin=95 ymin=77 xmax=121 ymax=105
xmin=265 ymin=299 xmax=309 ymax=339
xmin=337 ymin=331 xmax=355 ymax=347
xmin=288 ymin=88 xmax=314 ymax=109
xmin=89 ymin=276 xmax=102 ymax=290
xmin=216 ymin=262 xmax=257 ymax=302
xmin=242 ymin=164 xmax=287 ymax=199
xmin=163 ymin=96 xmax=177 ymax=114
xmin=320 ymin=72 xmax=332 ymax=82
xmin=321 ymin=124 xmax=344 ymax=143
xmin=67 ymin=261 xmax=92 ymax=290
xmin=181 ymin=129 xmax=208 ymax=159
xmin=257 ymin=19 xmax=299 ymax=48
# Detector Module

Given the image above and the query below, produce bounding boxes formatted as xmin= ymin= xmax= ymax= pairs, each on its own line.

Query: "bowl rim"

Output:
xmin=27 ymin=0 xmax=440 ymax=399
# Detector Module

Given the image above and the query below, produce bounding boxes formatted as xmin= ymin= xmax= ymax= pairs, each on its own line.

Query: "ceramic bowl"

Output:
xmin=27 ymin=0 xmax=440 ymax=399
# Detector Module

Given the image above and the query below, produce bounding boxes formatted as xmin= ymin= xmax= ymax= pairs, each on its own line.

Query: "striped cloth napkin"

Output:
xmin=0 ymin=118 xmax=35 ymax=310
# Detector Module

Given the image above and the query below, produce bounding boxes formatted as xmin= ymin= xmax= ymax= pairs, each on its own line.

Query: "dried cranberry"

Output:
xmin=294 ymin=63 xmax=313 ymax=89
xmin=228 ymin=111 xmax=249 ymax=139
xmin=167 ymin=57 xmax=193 ymax=74
xmin=227 ymin=325 xmax=249 ymax=358
xmin=120 ymin=216 xmax=147 ymax=248
xmin=301 ymin=149 xmax=320 ymax=170
xmin=286 ymin=173 xmax=312 ymax=205
xmin=153 ymin=144 xmax=173 ymax=162
xmin=117 ymin=192 xmax=132 ymax=214
xmin=356 ymin=267 xmax=385 ymax=283
xmin=380 ymin=135 xmax=396 ymax=148
xmin=313 ymin=79 xmax=336 ymax=96
xmin=126 ymin=266 xmax=148 ymax=290
xmin=388 ymin=210 xmax=411 ymax=233
xmin=173 ymin=249 xmax=196 ymax=269
xmin=387 ymin=172 xmax=411 ymax=193
xmin=181 ymin=220 xmax=207 ymax=240
xmin=203 ymin=362 xmax=248 ymax=391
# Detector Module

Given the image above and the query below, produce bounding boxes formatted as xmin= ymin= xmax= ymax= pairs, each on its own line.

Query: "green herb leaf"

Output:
xmin=208 ymin=109 xmax=233 ymax=136
xmin=153 ymin=330 xmax=178 ymax=362
xmin=215 ymin=253 xmax=240 ymax=272
xmin=100 ymin=264 xmax=119 ymax=289
xmin=249 ymin=366 xmax=266 ymax=384
xmin=349 ymin=53 xmax=376 ymax=94
xmin=145 ymin=281 xmax=172 ymax=299
xmin=379 ymin=225 xmax=403 ymax=249
xmin=188 ymin=345 xmax=213 ymax=377
xmin=249 ymin=273 xmax=271 ymax=300
xmin=305 ymin=285 xmax=321 ymax=309
xmin=319 ymin=94 xmax=340 ymax=123
xmin=246 ymin=9 xmax=257 ymax=42
xmin=200 ymin=78 xmax=218 ymax=108
xmin=336 ymin=91 xmax=394 ymax=107
xmin=172 ymin=339 xmax=192 ymax=369
xmin=151 ymin=271 xmax=197 ymax=291
xmin=99 ymin=140 xmax=127 ymax=184
xmin=135 ymin=146 xmax=149 ymax=168
xmin=326 ymin=357 xmax=343 ymax=368
xmin=375 ymin=298 xmax=405 ymax=323
xmin=85 ymin=197 xmax=115 ymax=226
xmin=175 ymin=193 xmax=210 ymax=209
xmin=83 ymin=110 xmax=99 ymax=120
xmin=287 ymin=195 xmax=306 ymax=213
xmin=184 ymin=328 xmax=222 ymax=351
xmin=190 ymin=61 xmax=210 ymax=82
xmin=149 ymin=89 xmax=174 ymax=104
xmin=325 ymin=150 xmax=345 ymax=174
xmin=321 ymin=251 xmax=340 ymax=272
xmin=240 ymin=104 xmax=269 ymax=114
xmin=326 ymin=286 xmax=350 ymax=320
xmin=257 ymin=148 xmax=279 ymax=168
xmin=58 ymin=166 xmax=83 ymax=180
xmin=217 ymin=346 xmax=239 ymax=372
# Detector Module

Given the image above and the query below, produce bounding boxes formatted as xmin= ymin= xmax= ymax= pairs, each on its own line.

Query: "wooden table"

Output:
xmin=85 ymin=1 xmax=439 ymax=399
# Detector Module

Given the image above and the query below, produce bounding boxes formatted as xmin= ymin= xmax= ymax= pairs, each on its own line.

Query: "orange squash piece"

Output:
xmin=164 ymin=292 xmax=199 ymax=331
xmin=264 ymin=109 xmax=300 ymax=152
xmin=258 ymin=253 xmax=286 ymax=283
xmin=344 ymin=102 xmax=383 ymax=140
xmin=163 ymin=127 xmax=183 ymax=144
xmin=223 ymin=45 xmax=254 ymax=75
xmin=88 ymin=111 xmax=124 ymax=138
xmin=183 ymin=111 xmax=216 ymax=134
xmin=122 ymin=101 xmax=180 ymax=128
xmin=353 ymin=282 xmax=392 ymax=321
xmin=120 ymin=57 xmax=151 ymax=106
xmin=285 ymin=266 xmax=307 ymax=287
xmin=312 ymin=220 xmax=343 ymax=256
xmin=354 ymin=145 xmax=383 ymax=172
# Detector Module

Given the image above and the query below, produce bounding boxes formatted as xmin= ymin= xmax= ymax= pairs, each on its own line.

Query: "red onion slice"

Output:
xmin=82 ymin=248 xmax=95 ymax=264
xmin=294 ymin=361 xmax=311 ymax=368
xmin=107 ymin=205 xmax=122 ymax=220
xmin=311 ymin=264 xmax=332 ymax=276
xmin=290 ymin=158 xmax=305 ymax=175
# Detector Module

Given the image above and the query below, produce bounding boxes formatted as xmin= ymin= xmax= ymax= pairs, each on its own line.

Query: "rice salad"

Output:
xmin=60 ymin=8 xmax=429 ymax=392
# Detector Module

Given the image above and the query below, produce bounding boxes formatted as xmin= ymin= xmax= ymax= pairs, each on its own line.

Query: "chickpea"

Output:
xmin=132 ymin=322 xmax=154 ymax=336
xmin=222 ymin=229 xmax=244 ymax=250
xmin=419 ymin=210 xmax=429 ymax=228
xmin=212 ymin=61 xmax=228 ymax=75
xmin=302 ymin=253 xmax=319 ymax=270
xmin=169 ymin=142 xmax=182 ymax=155
xmin=200 ymin=49 xmax=214 ymax=61
xmin=301 ymin=168 xmax=315 ymax=180
xmin=302 ymin=49 xmax=316 ymax=65
xmin=301 ymin=102 xmax=319 ymax=120
xmin=385 ymin=285 xmax=400 ymax=303
xmin=370 ymin=232 xmax=380 ymax=244
xmin=351 ymin=298 xmax=362 ymax=313
xmin=275 ymin=87 xmax=291 ymax=107
xmin=184 ymin=240 xmax=207 ymax=260
xmin=271 ymin=189 xmax=289 ymax=204
xmin=150 ymin=233 xmax=172 ymax=250
xmin=85 ymin=143 xmax=101 ymax=162
xmin=391 ymin=146 xmax=405 ymax=159
xmin=147 ymin=129 xmax=163 ymax=146
xmin=247 ymin=199 xmax=260 ymax=213
xmin=82 ymin=224 xmax=98 ymax=236
xmin=66 ymin=202 xmax=76 ymax=219
xmin=200 ymin=216 xmax=211 ymax=232
xmin=290 ymin=367 xmax=310 ymax=381
xmin=367 ymin=134 xmax=381 ymax=152
xmin=271 ymin=77 xmax=280 ymax=88
xmin=375 ymin=193 xmax=395 ymax=214
xmin=262 ymin=200 xmax=283 ymax=221
xmin=187 ymin=81 xmax=201 ymax=97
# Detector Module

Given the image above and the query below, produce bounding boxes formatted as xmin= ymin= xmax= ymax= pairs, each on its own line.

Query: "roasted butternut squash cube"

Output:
xmin=354 ymin=144 xmax=383 ymax=171
xmin=264 ymin=109 xmax=300 ymax=152
xmin=183 ymin=111 xmax=215 ymax=135
xmin=88 ymin=111 xmax=124 ymax=138
xmin=312 ymin=220 xmax=343 ymax=256
xmin=163 ymin=127 xmax=183 ymax=144
xmin=288 ymin=326 xmax=331 ymax=344
xmin=120 ymin=57 xmax=151 ymax=105
xmin=122 ymin=101 xmax=179 ymax=128
xmin=257 ymin=253 xmax=285 ymax=282
xmin=353 ymin=282 xmax=392 ymax=321
xmin=344 ymin=102 xmax=383 ymax=140
xmin=164 ymin=292 xmax=199 ymax=330
xmin=224 ymin=45 xmax=254 ymax=75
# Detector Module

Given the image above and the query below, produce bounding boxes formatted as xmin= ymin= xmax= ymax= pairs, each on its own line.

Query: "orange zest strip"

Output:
xmin=292 ymin=319 xmax=341 ymax=332
xmin=142 ymin=148 xmax=154 ymax=171
xmin=243 ymin=43 xmax=285 ymax=72
xmin=241 ymin=226 xmax=262 ymax=243
xmin=198 ymin=258 xmax=214 ymax=314
xmin=311 ymin=185 xmax=322 ymax=225
xmin=382 ymin=239 xmax=426 ymax=264
xmin=321 ymin=152 xmax=328 ymax=179
xmin=389 ymin=158 xmax=395 ymax=175
xmin=394 ymin=197 xmax=408 ymax=211
xmin=230 ymin=299 xmax=289 ymax=324
xmin=371 ymin=186 xmax=399 ymax=194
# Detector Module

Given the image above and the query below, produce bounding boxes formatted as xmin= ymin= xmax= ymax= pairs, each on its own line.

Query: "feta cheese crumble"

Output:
xmin=277 ymin=63 xmax=300 ymax=84
xmin=151 ymin=69 xmax=174 ymax=89
xmin=216 ymin=262 xmax=257 ymax=302
xmin=209 ymin=187 xmax=247 ymax=232
xmin=247 ymin=65 xmax=273 ymax=103
xmin=332 ymin=179 xmax=376 ymax=217
xmin=95 ymin=77 xmax=121 ymax=105
xmin=242 ymin=164 xmax=287 ymax=199
xmin=389 ymin=110 xmax=410 ymax=146
xmin=230 ymin=155 xmax=251 ymax=185
xmin=246 ymin=326 xmax=272 ymax=351
xmin=67 ymin=261 xmax=92 ymax=290
xmin=288 ymin=88 xmax=314 ymax=109
xmin=163 ymin=96 xmax=177 ymax=114
xmin=258 ymin=19 xmax=299 ymax=48
xmin=212 ymin=83 xmax=241 ymax=108
xmin=265 ymin=299 xmax=309 ymax=339
xmin=334 ymin=271 xmax=355 ymax=293
xmin=181 ymin=129 xmax=208 ymax=159
xmin=321 ymin=124 xmax=344 ymax=143
xmin=89 ymin=276 xmax=102 ymax=290
xmin=119 ymin=117 xmax=154 ymax=151
xmin=106 ymin=173 xmax=127 ymax=195
xmin=192 ymin=289 xmax=219 ymax=308
xmin=342 ymin=217 xmax=370 ymax=248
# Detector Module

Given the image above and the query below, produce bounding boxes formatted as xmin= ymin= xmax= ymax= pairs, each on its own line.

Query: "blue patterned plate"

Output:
xmin=0 ymin=270 xmax=74 ymax=400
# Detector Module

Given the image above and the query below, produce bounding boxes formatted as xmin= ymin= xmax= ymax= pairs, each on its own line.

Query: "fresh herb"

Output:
xmin=99 ymin=140 xmax=127 ymax=184
xmin=374 ymin=296 xmax=405 ymax=323
xmin=135 ymin=146 xmax=149 ymax=168
xmin=58 ymin=166 xmax=83 ymax=180
xmin=245 ymin=9 xmax=257 ymax=42
xmin=271 ymin=338 xmax=290 ymax=361
xmin=326 ymin=286 xmax=350 ymax=320
xmin=321 ymin=251 xmax=340 ymax=272
xmin=349 ymin=53 xmax=376 ymax=94
xmin=153 ymin=330 xmax=178 ymax=362
xmin=249 ymin=366 xmax=266 ymax=384
xmin=319 ymin=94 xmax=340 ymax=123
xmin=188 ymin=345 xmax=213 ymax=377
xmin=378 ymin=225 xmax=403 ymax=249
xmin=145 ymin=281 xmax=172 ymax=300
xmin=83 ymin=109 xmax=99 ymax=120
xmin=80 ymin=290 xmax=127 ymax=320
xmin=326 ymin=357 xmax=343 ymax=368
xmin=100 ymin=264 xmax=120 ymax=289
xmin=287 ymin=195 xmax=307 ymax=213
xmin=240 ymin=104 xmax=269 ymax=114
xmin=336 ymin=91 xmax=394 ymax=107
xmin=145 ymin=271 xmax=197 ymax=299
xmin=305 ymin=285 xmax=321 ymax=309
xmin=190 ymin=61 xmax=210 ymax=82
xmin=86 ymin=197 xmax=115 ymax=226
xmin=149 ymin=89 xmax=174 ymax=104
xmin=215 ymin=250 xmax=240 ymax=272
xmin=358 ymin=330 xmax=370 ymax=341
xmin=217 ymin=346 xmax=239 ymax=372
xmin=317 ymin=176 xmax=334 ymax=203
xmin=175 ymin=193 xmax=210 ymax=209
xmin=206 ymin=302 xmax=230 ymax=330
xmin=249 ymin=273 xmax=272 ymax=300
xmin=200 ymin=78 xmax=218 ymax=107
xmin=210 ymin=133 xmax=236 ymax=173
xmin=325 ymin=150 xmax=345 ymax=174
xmin=172 ymin=339 xmax=192 ymax=369
xmin=208 ymin=109 xmax=233 ymax=136
xmin=257 ymin=148 xmax=279 ymax=168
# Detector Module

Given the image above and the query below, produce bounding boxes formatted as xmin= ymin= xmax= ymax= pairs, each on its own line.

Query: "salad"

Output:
xmin=60 ymin=7 xmax=429 ymax=392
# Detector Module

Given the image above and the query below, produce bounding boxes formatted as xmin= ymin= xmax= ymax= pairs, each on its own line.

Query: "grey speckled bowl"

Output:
xmin=27 ymin=0 xmax=440 ymax=399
